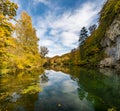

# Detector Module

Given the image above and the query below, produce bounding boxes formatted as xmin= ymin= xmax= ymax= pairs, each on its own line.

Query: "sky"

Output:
xmin=11 ymin=0 xmax=106 ymax=57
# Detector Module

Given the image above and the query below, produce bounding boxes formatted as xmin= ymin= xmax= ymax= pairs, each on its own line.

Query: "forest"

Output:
xmin=0 ymin=0 xmax=49 ymax=75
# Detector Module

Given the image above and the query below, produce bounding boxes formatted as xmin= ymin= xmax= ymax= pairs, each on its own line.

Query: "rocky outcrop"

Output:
xmin=100 ymin=57 xmax=115 ymax=68
xmin=100 ymin=15 xmax=120 ymax=68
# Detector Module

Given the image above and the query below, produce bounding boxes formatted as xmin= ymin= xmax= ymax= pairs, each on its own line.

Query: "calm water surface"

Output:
xmin=0 ymin=67 xmax=120 ymax=111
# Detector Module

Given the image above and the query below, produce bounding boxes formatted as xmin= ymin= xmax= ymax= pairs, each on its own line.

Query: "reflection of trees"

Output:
xmin=75 ymin=68 xmax=120 ymax=111
xmin=47 ymin=65 xmax=71 ymax=74
xmin=100 ymin=68 xmax=117 ymax=77
xmin=78 ymin=88 xmax=86 ymax=100
xmin=50 ymin=66 xmax=120 ymax=111
xmin=0 ymin=68 xmax=44 ymax=111
xmin=40 ymin=74 xmax=49 ymax=84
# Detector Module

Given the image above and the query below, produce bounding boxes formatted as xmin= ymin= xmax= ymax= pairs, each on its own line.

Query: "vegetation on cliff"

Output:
xmin=47 ymin=0 xmax=120 ymax=67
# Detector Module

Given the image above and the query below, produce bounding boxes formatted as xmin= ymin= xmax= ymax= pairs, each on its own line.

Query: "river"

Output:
xmin=0 ymin=67 xmax=120 ymax=111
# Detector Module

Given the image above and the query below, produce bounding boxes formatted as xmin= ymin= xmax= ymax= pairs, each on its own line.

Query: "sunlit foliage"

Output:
xmin=0 ymin=1 xmax=45 ymax=74
xmin=0 ymin=0 xmax=18 ymax=69
xmin=14 ymin=11 xmax=43 ymax=69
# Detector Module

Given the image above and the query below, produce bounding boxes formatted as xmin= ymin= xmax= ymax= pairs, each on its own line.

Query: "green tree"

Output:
xmin=79 ymin=27 xmax=88 ymax=46
xmin=89 ymin=24 xmax=97 ymax=34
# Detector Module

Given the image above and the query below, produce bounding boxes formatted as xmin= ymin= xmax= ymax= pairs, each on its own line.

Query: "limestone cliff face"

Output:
xmin=100 ymin=15 xmax=120 ymax=68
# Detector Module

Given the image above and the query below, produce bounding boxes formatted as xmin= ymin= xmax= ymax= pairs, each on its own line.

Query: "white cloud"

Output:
xmin=62 ymin=80 xmax=78 ymax=93
xmin=34 ymin=0 xmax=49 ymax=4
xmin=60 ymin=31 xmax=78 ymax=47
xmin=12 ymin=0 xmax=106 ymax=57
xmin=33 ymin=0 xmax=52 ymax=7
xmin=36 ymin=28 xmax=47 ymax=38
xmin=35 ymin=1 xmax=106 ymax=57
xmin=51 ymin=3 xmax=97 ymax=30
xmin=11 ymin=0 xmax=106 ymax=57
xmin=49 ymin=30 xmax=59 ymax=36
xmin=39 ymin=39 xmax=54 ymax=47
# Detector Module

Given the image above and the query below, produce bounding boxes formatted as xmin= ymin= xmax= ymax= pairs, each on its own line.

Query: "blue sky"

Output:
xmin=12 ymin=0 xmax=106 ymax=57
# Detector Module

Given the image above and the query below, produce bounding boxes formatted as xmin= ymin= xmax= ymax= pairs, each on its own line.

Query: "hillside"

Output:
xmin=47 ymin=0 xmax=120 ymax=68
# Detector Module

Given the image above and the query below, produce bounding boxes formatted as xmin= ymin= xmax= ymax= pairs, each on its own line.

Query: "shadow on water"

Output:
xmin=0 ymin=66 xmax=120 ymax=111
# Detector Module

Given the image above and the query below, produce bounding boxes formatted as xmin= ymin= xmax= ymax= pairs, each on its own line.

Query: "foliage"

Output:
xmin=40 ymin=46 xmax=49 ymax=57
xmin=0 ymin=0 xmax=18 ymax=17
xmin=14 ymin=11 xmax=43 ymax=69
xmin=79 ymin=26 xmax=88 ymax=46
xmin=89 ymin=24 xmax=97 ymax=35
xmin=79 ymin=0 xmax=120 ymax=66
xmin=77 ymin=0 xmax=120 ymax=66
xmin=15 ymin=11 xmax=39 ymax=55
xmin=0 ymin=68 xmax=44 ymax=110
xmin=0 ymin=0 xmax=18 ymax=69
xmin=21 ymin=85 xmax=42 ymax=94
xmin=0 ymin=1 xmax=46 ymax=74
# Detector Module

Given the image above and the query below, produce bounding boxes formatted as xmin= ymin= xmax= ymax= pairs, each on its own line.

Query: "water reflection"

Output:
xmin=36 ymin=70 xmax=94 ymax=111
xmin=0 ymin=67 xmax=120 ymax=111
xmin=0 ymin=68 xmax=44 ymax=111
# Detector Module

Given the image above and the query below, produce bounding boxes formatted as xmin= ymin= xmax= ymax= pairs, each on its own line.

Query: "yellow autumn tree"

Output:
xmin=0 ymin=0 xmax=18 ymax=69
xmin=15 ymin=11 xmax=43 ymax=69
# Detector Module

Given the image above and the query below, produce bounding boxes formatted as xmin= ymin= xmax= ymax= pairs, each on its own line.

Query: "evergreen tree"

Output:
xmin=79 ymin=27 xmax=88 ymax=46
xmin=89 ymin=24 xmax=97 ymax=34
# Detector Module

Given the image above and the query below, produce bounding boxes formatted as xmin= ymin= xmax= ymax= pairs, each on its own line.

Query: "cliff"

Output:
xmin=47 ymin=0 xmax=120 ymax=68
xmin=100 ymin=15 xmax=120 ymax=68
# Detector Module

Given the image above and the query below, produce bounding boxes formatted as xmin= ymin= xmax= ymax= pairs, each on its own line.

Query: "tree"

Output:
xmin=89 ymin=24 xmax=97 ymax=34
xmin=79 ymin=27 xmax=88 ymax=46
xmin=40 ymin=46 xmax=49 ymax=57
xmin=15 ymin=11 xmax=39 ymax=55
xmin=71 ymin=48 xmax=76 ymax=52
xmin=14 ymin=11 xmax=42 ymax=69
xmin=0 ymin=0 xmax=18 ymax=17
xmin=0 ymin=0 xmax=18 ymax=69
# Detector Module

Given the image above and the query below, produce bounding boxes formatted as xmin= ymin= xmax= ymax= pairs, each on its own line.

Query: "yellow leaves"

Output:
xmin=115 ymin=1 xmax=120 ymax=13
xmin=0 ymin=23 xmax=13 ymax=39
xmin=0 ymin=14 xmax=5 ymax=20
xmin=14 ymin=57 xmax=31 ymax=70
xmin=0 ymin=2 xmax=42 ymax=71
xmin=108 ymin=108 xmax=116 ymax=111
xmin=21 ymin=85 xmax=42 ymax=95
xmin=0 ymin=27 xmax=5 ymax=37
xmin=17 ymin=63 xmax=24 ymax=70
xmin=90 ymin=47 xmax=100 ymax=53
xmin=0 ymin=69 xmax=10 ymax=75
xmin=5 ymin=38 xmax=16 ymax=47
xmin=0 ymin=0 xmax=18 ymax=17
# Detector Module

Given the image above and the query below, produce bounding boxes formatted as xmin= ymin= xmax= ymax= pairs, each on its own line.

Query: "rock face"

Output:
xmin=100 ymin=15 xmax=120 ymax=68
